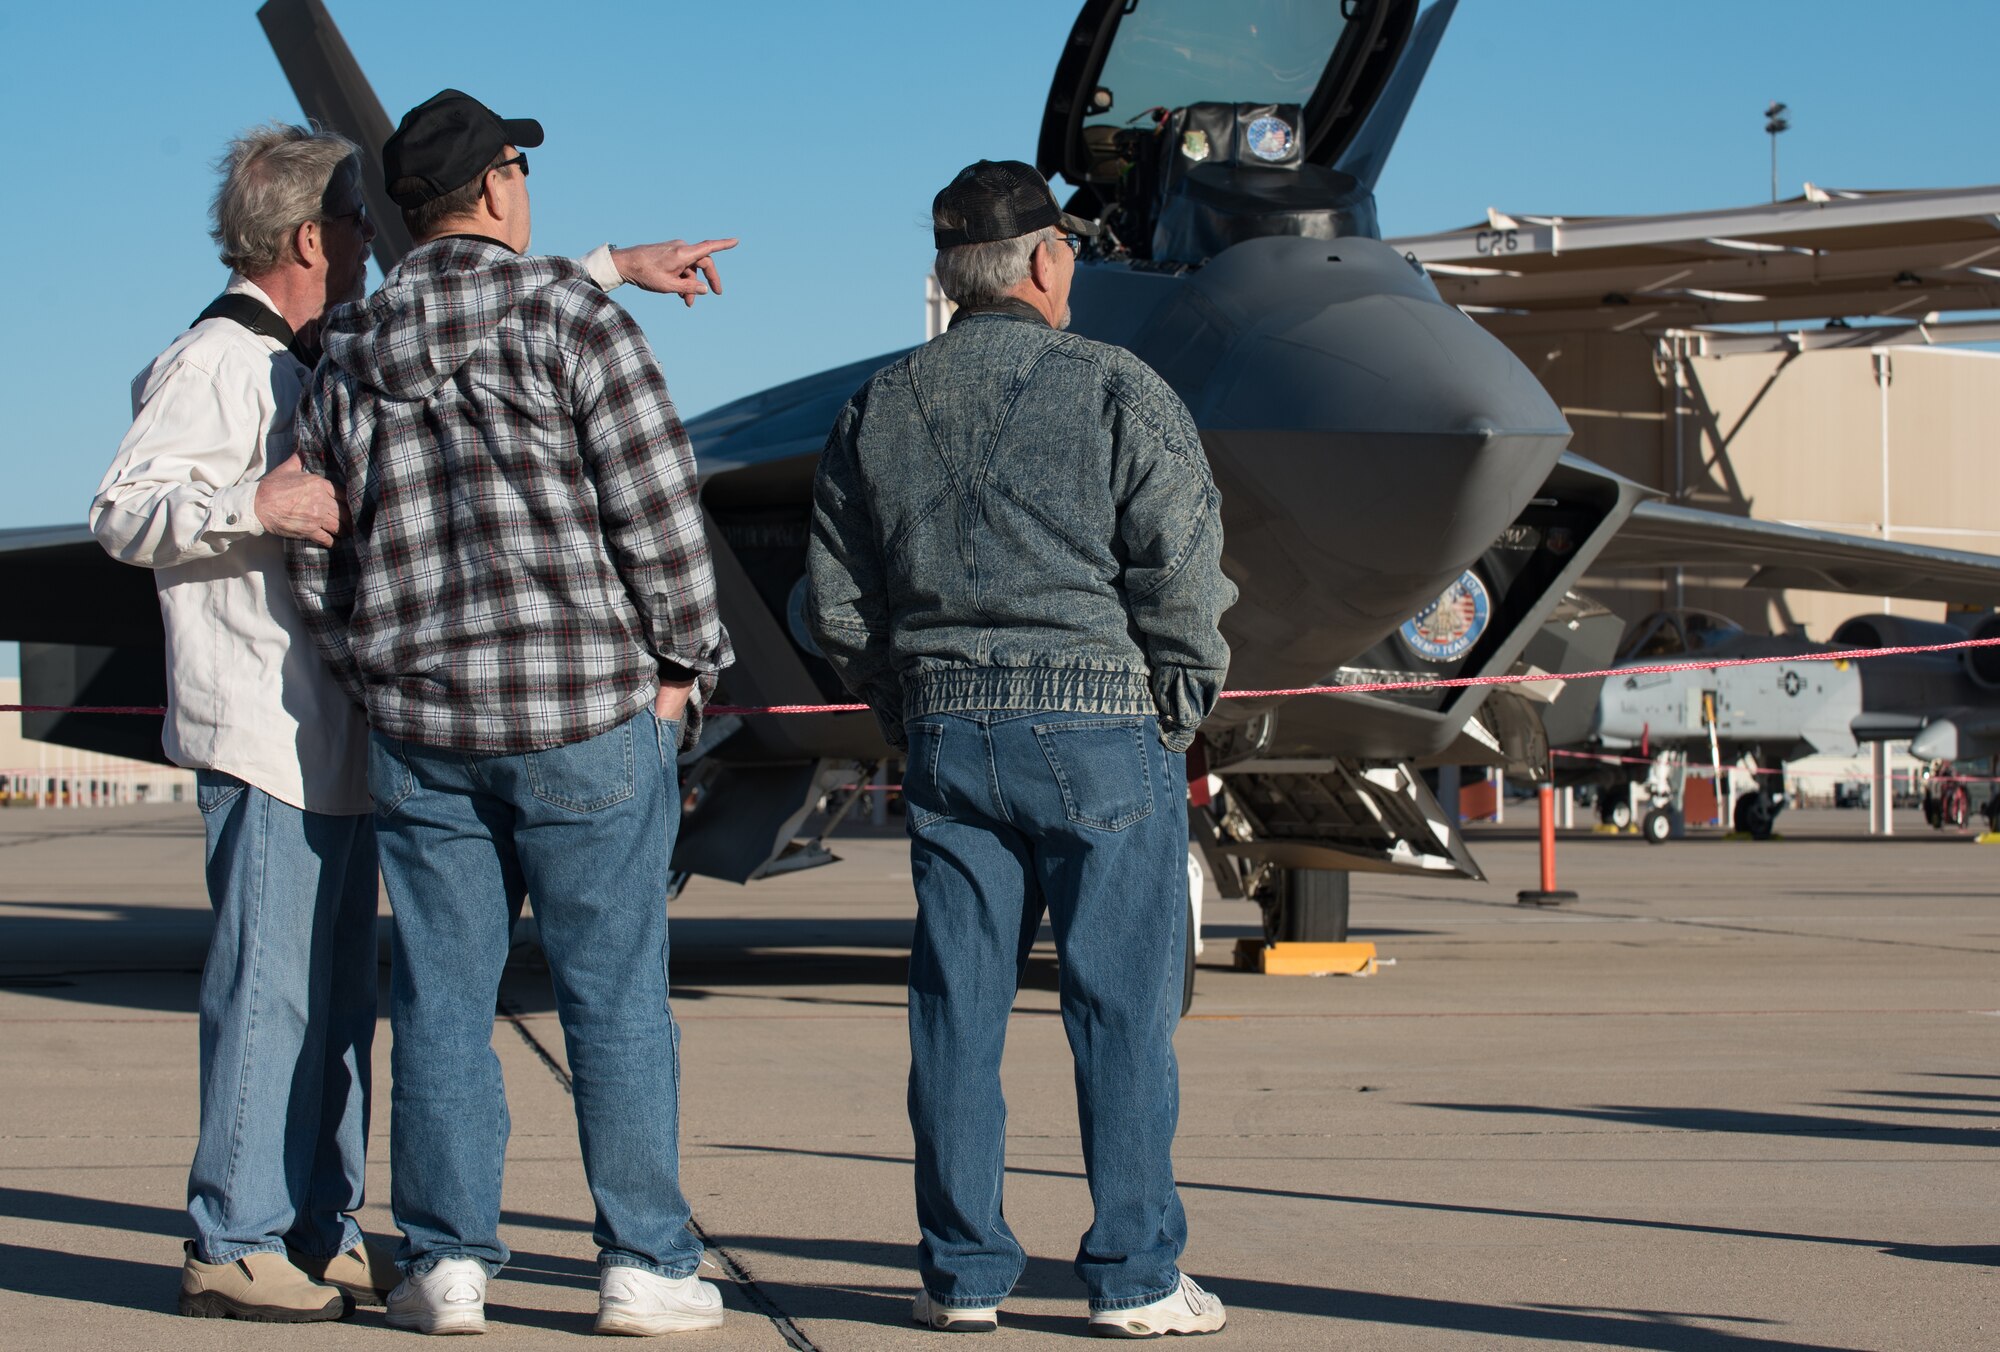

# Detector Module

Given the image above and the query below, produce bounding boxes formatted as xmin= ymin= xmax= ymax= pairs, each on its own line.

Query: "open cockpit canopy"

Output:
xmin=1619 ymin=610 xmax=1748 ymax=662
xmin=1037 ymin=0 xmax=1418 ymax=263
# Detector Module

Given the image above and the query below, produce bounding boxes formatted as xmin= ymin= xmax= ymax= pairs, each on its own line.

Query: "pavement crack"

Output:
xmin=496 ymin=996 xmax=824 ymax=1351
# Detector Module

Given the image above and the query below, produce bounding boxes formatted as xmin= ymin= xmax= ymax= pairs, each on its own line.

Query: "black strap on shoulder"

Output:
xmin=192 ymin=293 xmax=313 ymax=364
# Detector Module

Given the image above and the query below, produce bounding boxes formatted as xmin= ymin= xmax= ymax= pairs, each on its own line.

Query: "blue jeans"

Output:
xmin=189 ymin=772 xmax=378 ymax=1265
xmin=904 ymin=710 xmax=1189 ymax=1311
xmin=368 ymin=709 xmax=700 ymax=1279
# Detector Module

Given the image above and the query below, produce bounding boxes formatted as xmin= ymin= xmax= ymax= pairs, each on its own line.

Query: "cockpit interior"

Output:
xmin=1038 ymin=0 xmax=1418 ymax=263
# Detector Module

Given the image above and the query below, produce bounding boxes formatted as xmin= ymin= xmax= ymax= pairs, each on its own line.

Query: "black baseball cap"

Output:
xmin=933 ymin=160 xmax=1102 ymax=248
xmin=383 ymin=89 xmax=544 ymax=208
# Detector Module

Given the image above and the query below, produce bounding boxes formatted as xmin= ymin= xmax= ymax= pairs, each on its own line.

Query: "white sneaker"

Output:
xmin=594 ymin=1265 xmax=726 ymax=1335
xmin=911 ymin=1287 xmax=1000 ymax=1332
xmin=1087 ymin=1275 xmax=1226 ymax=1338
xmin=385 ymin=1257 xmax=488 ymax=1336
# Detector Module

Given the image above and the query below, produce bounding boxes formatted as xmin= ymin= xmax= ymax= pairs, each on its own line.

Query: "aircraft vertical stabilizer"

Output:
xmin=257 ymin=0 xmax=413 ymax=270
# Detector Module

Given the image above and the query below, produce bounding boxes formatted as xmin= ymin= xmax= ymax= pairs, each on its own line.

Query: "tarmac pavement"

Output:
xmin=1 ymin=801 xmax=1996 ymax=1349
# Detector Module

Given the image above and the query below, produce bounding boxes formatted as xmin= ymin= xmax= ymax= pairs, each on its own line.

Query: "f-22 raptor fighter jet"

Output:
xmin=6 ymin=0 xmax=2000 ymax=964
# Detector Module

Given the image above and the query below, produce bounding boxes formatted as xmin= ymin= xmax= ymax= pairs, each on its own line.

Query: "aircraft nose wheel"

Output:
xmin=1731 ymin=791 xmax=1780 ymax=841
xmin=1254 ymin=868 xmax=1352 ymax=943
xmin=1642 ymin=808 xmax=1673 ymax=844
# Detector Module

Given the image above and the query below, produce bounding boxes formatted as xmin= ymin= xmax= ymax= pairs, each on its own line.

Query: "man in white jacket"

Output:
xmin=91 ymin=121 xmax=736 ymax=1323
xmin=92 ymin=123 xmax=387 ymax=1323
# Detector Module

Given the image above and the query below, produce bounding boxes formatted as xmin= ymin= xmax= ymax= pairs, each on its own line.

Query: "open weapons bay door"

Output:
xmin=1037 ymin=0 xmax=1418 ymax=261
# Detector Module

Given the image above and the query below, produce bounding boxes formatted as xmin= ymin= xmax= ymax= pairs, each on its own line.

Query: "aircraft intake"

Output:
xmin=1964 ymin=613 xmax=2000 ymax=690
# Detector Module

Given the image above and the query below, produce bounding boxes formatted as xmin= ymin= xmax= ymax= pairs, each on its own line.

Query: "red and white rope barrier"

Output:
xmin=7 ymin=635 xmax=1999 ymax=720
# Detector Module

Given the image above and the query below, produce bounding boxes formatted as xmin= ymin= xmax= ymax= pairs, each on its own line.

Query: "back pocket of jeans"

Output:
xmin=903 ymin=720 xmax=946 ymax=833
xmin=525 ymin=720 xmax=635 ymax=813
xmin=1033 ymin=718 xmax=1153 ymax=832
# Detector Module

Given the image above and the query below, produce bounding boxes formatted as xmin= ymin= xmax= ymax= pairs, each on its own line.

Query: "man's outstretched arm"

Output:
xmin=581 ymin=238 xmax=739 ymax=306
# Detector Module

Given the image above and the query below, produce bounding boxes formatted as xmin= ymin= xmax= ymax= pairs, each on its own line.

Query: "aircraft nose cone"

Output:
xmin=1189 ymin=243 xmax=1565 ymax=446
xmin=1102 ymin=235 xmax=1571 ymax=639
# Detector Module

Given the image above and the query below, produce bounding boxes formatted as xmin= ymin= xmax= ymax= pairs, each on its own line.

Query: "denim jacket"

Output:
xmin=806 ymin=300 xmax=1235 ymax=752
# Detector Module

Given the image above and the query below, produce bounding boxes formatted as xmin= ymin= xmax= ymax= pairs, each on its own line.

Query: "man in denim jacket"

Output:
xmin=807 ymin=160 xmax=1236 ymax=1338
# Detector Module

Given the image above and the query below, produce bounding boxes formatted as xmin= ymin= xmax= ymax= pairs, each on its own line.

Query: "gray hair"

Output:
xmin=933 ymin=224 xmax=1061 ymax=307
xmin=209 ymin=123 xmax=359 ymax=276
xmin=403 ymin=152 xmax=507 ymax=242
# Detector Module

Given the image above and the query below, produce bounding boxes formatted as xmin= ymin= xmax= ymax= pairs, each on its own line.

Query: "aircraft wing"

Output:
xmin=1594 ymin=501 xmax=2000 ymax=607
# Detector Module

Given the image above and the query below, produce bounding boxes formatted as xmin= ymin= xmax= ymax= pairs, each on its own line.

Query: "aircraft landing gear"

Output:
xmin=1641 ymin=750 xmax=1685 ymax=844
xmin=1262 ymin=868 xmax=1351 ymax=943
xmin=1182 ymin=849 xmax=1205 ymax=1017
xmin=1732 ymin=790 xmax=1784 ymax=841
xmin=1598 ymin=793 xmax=1634 ymax=830
xmin=1182 ymin=895 xmax=1198 ymax=1016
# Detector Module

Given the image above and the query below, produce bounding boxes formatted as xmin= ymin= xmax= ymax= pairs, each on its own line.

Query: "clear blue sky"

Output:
xmin=2 ymin=0 xmax=1997 ymax=677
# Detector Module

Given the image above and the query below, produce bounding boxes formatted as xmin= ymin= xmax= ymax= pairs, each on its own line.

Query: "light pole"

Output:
xmin=1765 ymin=101 xmax=1790 ymax=202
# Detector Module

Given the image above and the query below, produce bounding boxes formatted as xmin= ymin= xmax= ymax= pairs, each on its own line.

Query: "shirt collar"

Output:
xmin=431 ymin=232 xmax=519 ymax=254
xmin=224 ymin=273 xmax=284 ymax=315
xmin=947 ymin=296 xmax=1053 ymax=330
xmin=219 ymin=274 xmax=312 ymax=365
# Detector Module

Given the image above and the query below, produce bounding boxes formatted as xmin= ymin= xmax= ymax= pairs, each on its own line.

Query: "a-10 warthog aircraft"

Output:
xmin=7 ymin=0 xmax=2000 ymax=964
xmin=1555 ymin=608 xmax=2000 ymax=842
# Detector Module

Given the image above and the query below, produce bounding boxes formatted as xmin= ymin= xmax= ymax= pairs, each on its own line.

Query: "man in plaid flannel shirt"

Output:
xmin=286 ymin=90 xmax=733 ymax=1337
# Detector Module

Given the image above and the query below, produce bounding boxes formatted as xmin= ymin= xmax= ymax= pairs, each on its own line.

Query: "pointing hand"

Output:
xmin=611 ymin=238 xmax=739 ymax=307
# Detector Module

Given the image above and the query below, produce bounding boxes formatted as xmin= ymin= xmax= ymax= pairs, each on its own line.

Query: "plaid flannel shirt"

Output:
xmin=287 ymin=236 xmax=732 ymax=755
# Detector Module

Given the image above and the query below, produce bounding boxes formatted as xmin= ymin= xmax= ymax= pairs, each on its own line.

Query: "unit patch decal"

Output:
xmin=1246 ymin=115 xmax=1294 ymax=161
xmin=1399 ymin=571 xmax=1491 ymax=663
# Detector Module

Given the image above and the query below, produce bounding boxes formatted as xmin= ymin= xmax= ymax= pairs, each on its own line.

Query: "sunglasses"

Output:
xmin=325 ymin=200 xmax=371 ymax=229
xmin=491 ymin=152 xmax=529 ymax=179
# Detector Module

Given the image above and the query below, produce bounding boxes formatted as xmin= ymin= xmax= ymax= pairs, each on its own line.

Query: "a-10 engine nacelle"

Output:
xmin=1831 ymin=612 xmax=2000 ymax=691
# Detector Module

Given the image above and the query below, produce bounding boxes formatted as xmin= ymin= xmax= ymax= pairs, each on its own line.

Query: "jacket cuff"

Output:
xmin=581 ymin=243 xmax=624 ymax=292
xmin=214 ymin=480 xmax=267 ymax=540
xmin=1152 ymin=664 xmax=1223 ymax=748
xmin=876 ymin=713 xmax=908 ymax=752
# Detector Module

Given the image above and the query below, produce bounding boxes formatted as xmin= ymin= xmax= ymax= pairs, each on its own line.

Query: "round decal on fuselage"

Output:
xmin=1246 ymin=116 xmax=1294 ymax=161
xmin=1399 ymin=570 xmax=1491 ymax=663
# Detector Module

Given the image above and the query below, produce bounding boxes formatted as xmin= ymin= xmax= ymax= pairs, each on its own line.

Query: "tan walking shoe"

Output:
xmin=293 ymin=1235 xmax=400 ymax=1306
xmin=178 ymin=1244 xmax=348 ymax=1321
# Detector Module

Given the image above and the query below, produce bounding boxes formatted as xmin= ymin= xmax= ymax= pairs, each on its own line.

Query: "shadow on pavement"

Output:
xmin=1419 ymin=1100 xmax=2000 ymax=1148
xmin=693 ymin=1144 xmax=1996 ymax=1272
xmin=3 ymin=1187 xmax=1983 ymax=1341
xmin=0 ymin=1241 xmax=175 ymax=1317
xmin=694 ymin=1234 xmax=1862 ymax=1350
xmin=0 ymin=1187 xmax=183 ymax=1239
